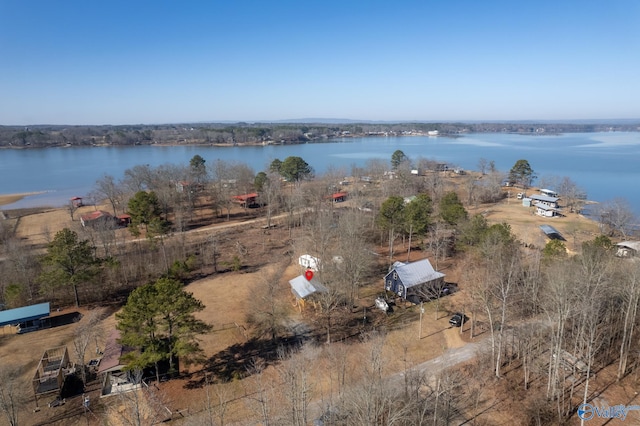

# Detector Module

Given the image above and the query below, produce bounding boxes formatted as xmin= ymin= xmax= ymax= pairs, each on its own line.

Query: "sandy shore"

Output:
xmin=0 ymin=192 xmax=45 ymax=207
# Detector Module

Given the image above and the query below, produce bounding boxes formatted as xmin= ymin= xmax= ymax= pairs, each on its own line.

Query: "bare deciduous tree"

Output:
xmin=277 ymin=345 xmax=317 ymax=426
xmin=92 ymin=174 xmax=125 ymax=215
xmin=244 ymin=358 xmax=273 ymax=426
xmin=246 ymin=266 xmax=290 ymax=342
xmin=594 ymin=198 xmax=637 ymax=239
xmin=0 ymin=365 xmax=23 ymax=426
xmin=617 ymin=261 xmax=640 ymax=380
xmin=73 ymin=310 xmax=105 ymax=384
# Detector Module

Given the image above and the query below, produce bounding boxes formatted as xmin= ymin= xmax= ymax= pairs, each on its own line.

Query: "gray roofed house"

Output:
xmin=534 ymin=202 xmax=560 ymax=217
xmin=529 ymin=194 xmax=559 ymax=208
xmin=384 ymin=259 xmax=445 ymax=304
xmin=616 ymin=241 xmax=640 ymax=258
xmin=289 ymin=275 xmax=328 ymax=310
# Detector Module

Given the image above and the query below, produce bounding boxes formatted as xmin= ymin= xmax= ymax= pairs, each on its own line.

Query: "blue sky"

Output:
xmin=1 ymin=0 xmax=638 ymax=125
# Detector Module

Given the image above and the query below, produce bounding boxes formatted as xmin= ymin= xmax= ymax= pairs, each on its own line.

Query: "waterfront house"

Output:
xmin=534 ymin=202 xmax=560 ymax=217
xmin=529 ymin=194 xmax=559 ymax=208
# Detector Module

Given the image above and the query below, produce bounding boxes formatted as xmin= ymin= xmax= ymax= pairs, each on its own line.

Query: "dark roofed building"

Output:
xmin=540 ymin=224 xmax=564 ymax=240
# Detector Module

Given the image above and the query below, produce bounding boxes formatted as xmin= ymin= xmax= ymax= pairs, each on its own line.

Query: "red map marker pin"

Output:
xmin=304 ymin=269 xmax=314 ymax=281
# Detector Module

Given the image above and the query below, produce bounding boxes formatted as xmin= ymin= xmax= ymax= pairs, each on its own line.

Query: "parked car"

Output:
xmin=449 ymin=312 xmax=467 ymax=327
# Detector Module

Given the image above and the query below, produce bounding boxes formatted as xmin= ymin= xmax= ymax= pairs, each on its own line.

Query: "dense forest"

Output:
xmin=1 ymin=120 xmax=639 ymax=148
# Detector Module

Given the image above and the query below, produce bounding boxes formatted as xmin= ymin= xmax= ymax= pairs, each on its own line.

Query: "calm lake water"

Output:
xmin=1 ymin=132 xmax=639 ymax=216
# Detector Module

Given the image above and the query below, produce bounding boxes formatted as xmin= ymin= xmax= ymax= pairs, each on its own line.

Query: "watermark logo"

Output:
xmin=577 ymin=403 xmax=640 ymax=421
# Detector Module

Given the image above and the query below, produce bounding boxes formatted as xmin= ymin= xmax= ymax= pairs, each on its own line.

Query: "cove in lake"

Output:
xmin=1 ymin=132 xmax=639 ymax=216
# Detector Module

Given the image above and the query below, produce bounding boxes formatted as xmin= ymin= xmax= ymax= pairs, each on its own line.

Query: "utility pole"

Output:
xmin=419 ymin=302 xmax=424 ymax=340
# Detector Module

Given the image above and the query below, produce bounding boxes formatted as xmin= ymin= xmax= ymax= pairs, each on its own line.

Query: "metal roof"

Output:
xmin=98 ymin=329 xmax=126 ymax=374
xmin=616 ymin=241 xmax=640 ymax=251
xmin=289 ymin=275 xmax=328 ymax=299
xmin=387 ymin=259 xmax=445 ymax=288
xmin=534 ymin=202 xmax=557 ymax=211
xmin=540 ymin=225 xmax=564 ymax=240
xmin=529 ymin=194 xmax=559 ymax=203
xmin=0 ymin=302 xmax=50 ymax=327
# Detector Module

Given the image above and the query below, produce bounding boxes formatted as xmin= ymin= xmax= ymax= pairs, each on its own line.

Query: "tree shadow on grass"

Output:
xmin=184 ymin=334 xmax=307 ymax=389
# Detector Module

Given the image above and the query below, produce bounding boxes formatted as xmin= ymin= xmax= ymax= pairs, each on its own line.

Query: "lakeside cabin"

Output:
xmin=540 ymin=188 xmax=559 ymax=198
xmin=529 ymin=194 xmax=560 ymax=217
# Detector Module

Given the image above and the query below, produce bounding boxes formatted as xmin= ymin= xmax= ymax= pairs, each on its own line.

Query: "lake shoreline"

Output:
xmin=0 ymin=192 xmax=47 ymax=207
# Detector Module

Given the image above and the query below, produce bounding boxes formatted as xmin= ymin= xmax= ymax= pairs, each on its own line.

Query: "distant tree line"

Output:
xmin=1 ymin=121 xmax=639 ymax=148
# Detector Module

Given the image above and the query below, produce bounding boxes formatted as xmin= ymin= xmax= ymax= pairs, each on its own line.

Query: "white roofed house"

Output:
xmin=384 ymin=259 xmax=445 ymax=304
